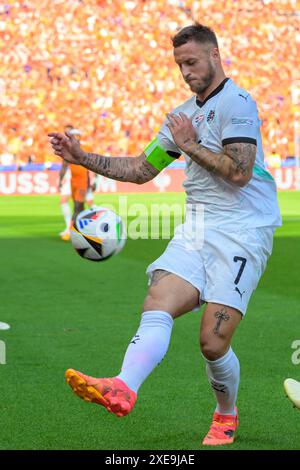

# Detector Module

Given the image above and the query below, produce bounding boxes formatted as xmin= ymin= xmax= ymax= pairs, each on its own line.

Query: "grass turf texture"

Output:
xmin=0 ymin=192 xmax=299 ymax=450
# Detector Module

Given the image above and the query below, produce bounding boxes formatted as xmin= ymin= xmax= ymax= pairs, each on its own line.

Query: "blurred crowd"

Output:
xmin=0 ymin=0 xmax=299 ymax=166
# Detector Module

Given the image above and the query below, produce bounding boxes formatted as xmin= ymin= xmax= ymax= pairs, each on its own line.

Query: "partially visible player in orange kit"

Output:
xmin=59 ymin=126 xmax=89 ymax=241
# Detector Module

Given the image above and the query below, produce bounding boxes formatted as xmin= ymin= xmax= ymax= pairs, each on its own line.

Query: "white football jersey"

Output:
xmin=157 ymin=78 xmax=281 ymax=229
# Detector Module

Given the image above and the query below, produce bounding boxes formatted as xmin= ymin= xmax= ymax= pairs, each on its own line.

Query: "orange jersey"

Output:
xmin=70 ymin=164 xmax=89 ymax=185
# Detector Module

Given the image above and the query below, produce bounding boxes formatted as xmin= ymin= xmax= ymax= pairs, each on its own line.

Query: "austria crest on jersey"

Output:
xmin=70 ymin=206 xmax=126 ymax=261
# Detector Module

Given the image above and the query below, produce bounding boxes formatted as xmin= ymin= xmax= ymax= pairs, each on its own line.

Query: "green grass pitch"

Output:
xmin=0 ymin=191 xmax=299 ymax=450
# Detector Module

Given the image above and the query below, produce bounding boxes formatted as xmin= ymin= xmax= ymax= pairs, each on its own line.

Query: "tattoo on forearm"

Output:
xmin=224 ymin=143 xmax=256 ymax=177
xmin=81 ymin=153 xmax=158 ymax=184
xmin=182 ymin=141 xmax=256 ymax=183
xmin=213 ymin=307 xmax=230 ymax=336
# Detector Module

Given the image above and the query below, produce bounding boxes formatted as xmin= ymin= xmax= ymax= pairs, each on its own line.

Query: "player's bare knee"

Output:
xmin=142 ymin=293 xmax=158 ymax=312
xmin=200 ymin=334 xmax=229 ymax=361
xmin=142 ymin=292 xmax=170 ymax=315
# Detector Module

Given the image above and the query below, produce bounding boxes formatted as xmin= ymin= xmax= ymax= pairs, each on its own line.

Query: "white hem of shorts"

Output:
xmin=147 ymin=266 xmax=200 ymax=291
xmin=202 ymin=298 xmax=245 ymax=316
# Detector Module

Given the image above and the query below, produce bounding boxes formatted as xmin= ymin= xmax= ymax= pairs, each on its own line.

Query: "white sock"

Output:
xmin=204 ymin=347 xmax=240 ymax=415
xmin=117 ymin=310 xmax=174 ymax=393
xmin=61 ymin=203 xmax=72 ymax=230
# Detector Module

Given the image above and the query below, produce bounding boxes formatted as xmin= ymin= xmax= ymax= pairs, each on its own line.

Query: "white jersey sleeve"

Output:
xmin=220 ymin=92 xmax=260 ymax=147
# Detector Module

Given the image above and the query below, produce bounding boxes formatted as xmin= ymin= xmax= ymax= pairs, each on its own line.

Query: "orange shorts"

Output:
xmin=71 ymin=184 xmax=87 ymax=203
xmin=70 ymin=164 xmax=89 ymax=202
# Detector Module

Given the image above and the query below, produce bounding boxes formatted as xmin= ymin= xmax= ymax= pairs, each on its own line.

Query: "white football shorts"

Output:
xmin=146 ymin=222 xmax=275 ymax=315
xmin=60 ymin=179 xmax=71 ymax=196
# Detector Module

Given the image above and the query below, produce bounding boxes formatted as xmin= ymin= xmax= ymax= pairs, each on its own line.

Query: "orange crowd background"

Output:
xmin=0 ymin=0 xmax=299 ymax=166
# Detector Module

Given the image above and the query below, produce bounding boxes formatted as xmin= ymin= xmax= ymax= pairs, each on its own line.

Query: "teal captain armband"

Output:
xmin=144 ymin=138 xmax=178 ymax=171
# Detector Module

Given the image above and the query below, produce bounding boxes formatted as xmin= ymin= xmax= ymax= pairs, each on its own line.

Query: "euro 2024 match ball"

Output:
xmin=70 ymin=206 xmax=126 ymax=261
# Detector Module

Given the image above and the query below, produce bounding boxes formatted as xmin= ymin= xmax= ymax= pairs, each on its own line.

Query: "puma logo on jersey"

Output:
xmin=235 ymin=287 xmax=246 ymax=299
xmin=239 ymin=93 xmax=249 ymax=101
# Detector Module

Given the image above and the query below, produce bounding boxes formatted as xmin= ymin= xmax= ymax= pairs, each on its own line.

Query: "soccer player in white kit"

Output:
xmin=49 ymin=23 xmax=281 ymax=445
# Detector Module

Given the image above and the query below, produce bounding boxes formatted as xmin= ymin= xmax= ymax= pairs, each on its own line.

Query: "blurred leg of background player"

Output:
xmin=69 ymin=163 xmax=89 ymax=223
xmin=71 ymin=187 xmax=86 ymax=223
xmin=60 ymin=171 xmax=94 ymax=240
xmin=85 ymin=172 xmax=98 ymax=210
xmin=59 ymin=171 xmax=72 ymax=241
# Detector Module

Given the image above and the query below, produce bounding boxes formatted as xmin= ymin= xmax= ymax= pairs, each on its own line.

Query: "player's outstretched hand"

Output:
xmin=48 ymin=131 xmax=86 ymax=165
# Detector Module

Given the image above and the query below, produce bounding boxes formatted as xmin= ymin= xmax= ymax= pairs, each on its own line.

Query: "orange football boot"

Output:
xmin=65 ymin=369 xmax=137 ymax=417
xmin=60 ymin=230 xmax=70 ymax=241
xmin=202 ymin=408 xmax=239 ymax=445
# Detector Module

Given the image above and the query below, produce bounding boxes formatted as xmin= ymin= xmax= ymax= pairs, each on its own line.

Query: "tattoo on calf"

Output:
xmin=213 ymin=307 xmax=230 ymax=335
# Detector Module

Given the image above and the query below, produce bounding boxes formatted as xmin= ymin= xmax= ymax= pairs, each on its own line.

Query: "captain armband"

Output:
xmin=144 ymin=138 xmax=180 ymax=172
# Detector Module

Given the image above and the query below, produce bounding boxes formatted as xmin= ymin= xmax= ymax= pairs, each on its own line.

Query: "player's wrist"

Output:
xmin=180 ymin=138 xmax=198 ymax=154
xmin=77 ymin=150 xmax=88 ymax=165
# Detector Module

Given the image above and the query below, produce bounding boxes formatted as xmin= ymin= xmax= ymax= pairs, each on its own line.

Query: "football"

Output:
xmin=70 ymin=206 xmax=126 ymax=261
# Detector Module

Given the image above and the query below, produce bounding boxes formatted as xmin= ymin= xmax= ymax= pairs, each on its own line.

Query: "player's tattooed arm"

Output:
xmin=223 ymin=142 xmax=256 ymax=182
xmin=166 ymin=113 xmax=256 ymax=187
xmin=48 ymin=131 xmax=159 ymax=184
xmin=80 ymin=152 xmax=159 ymax=184
xmin=185 ymin=141 xmax=256 ymax=187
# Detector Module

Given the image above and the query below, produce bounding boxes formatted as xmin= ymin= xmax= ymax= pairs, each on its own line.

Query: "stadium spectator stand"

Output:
xmin=0 ymin=0 xmax=299 ymax=166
